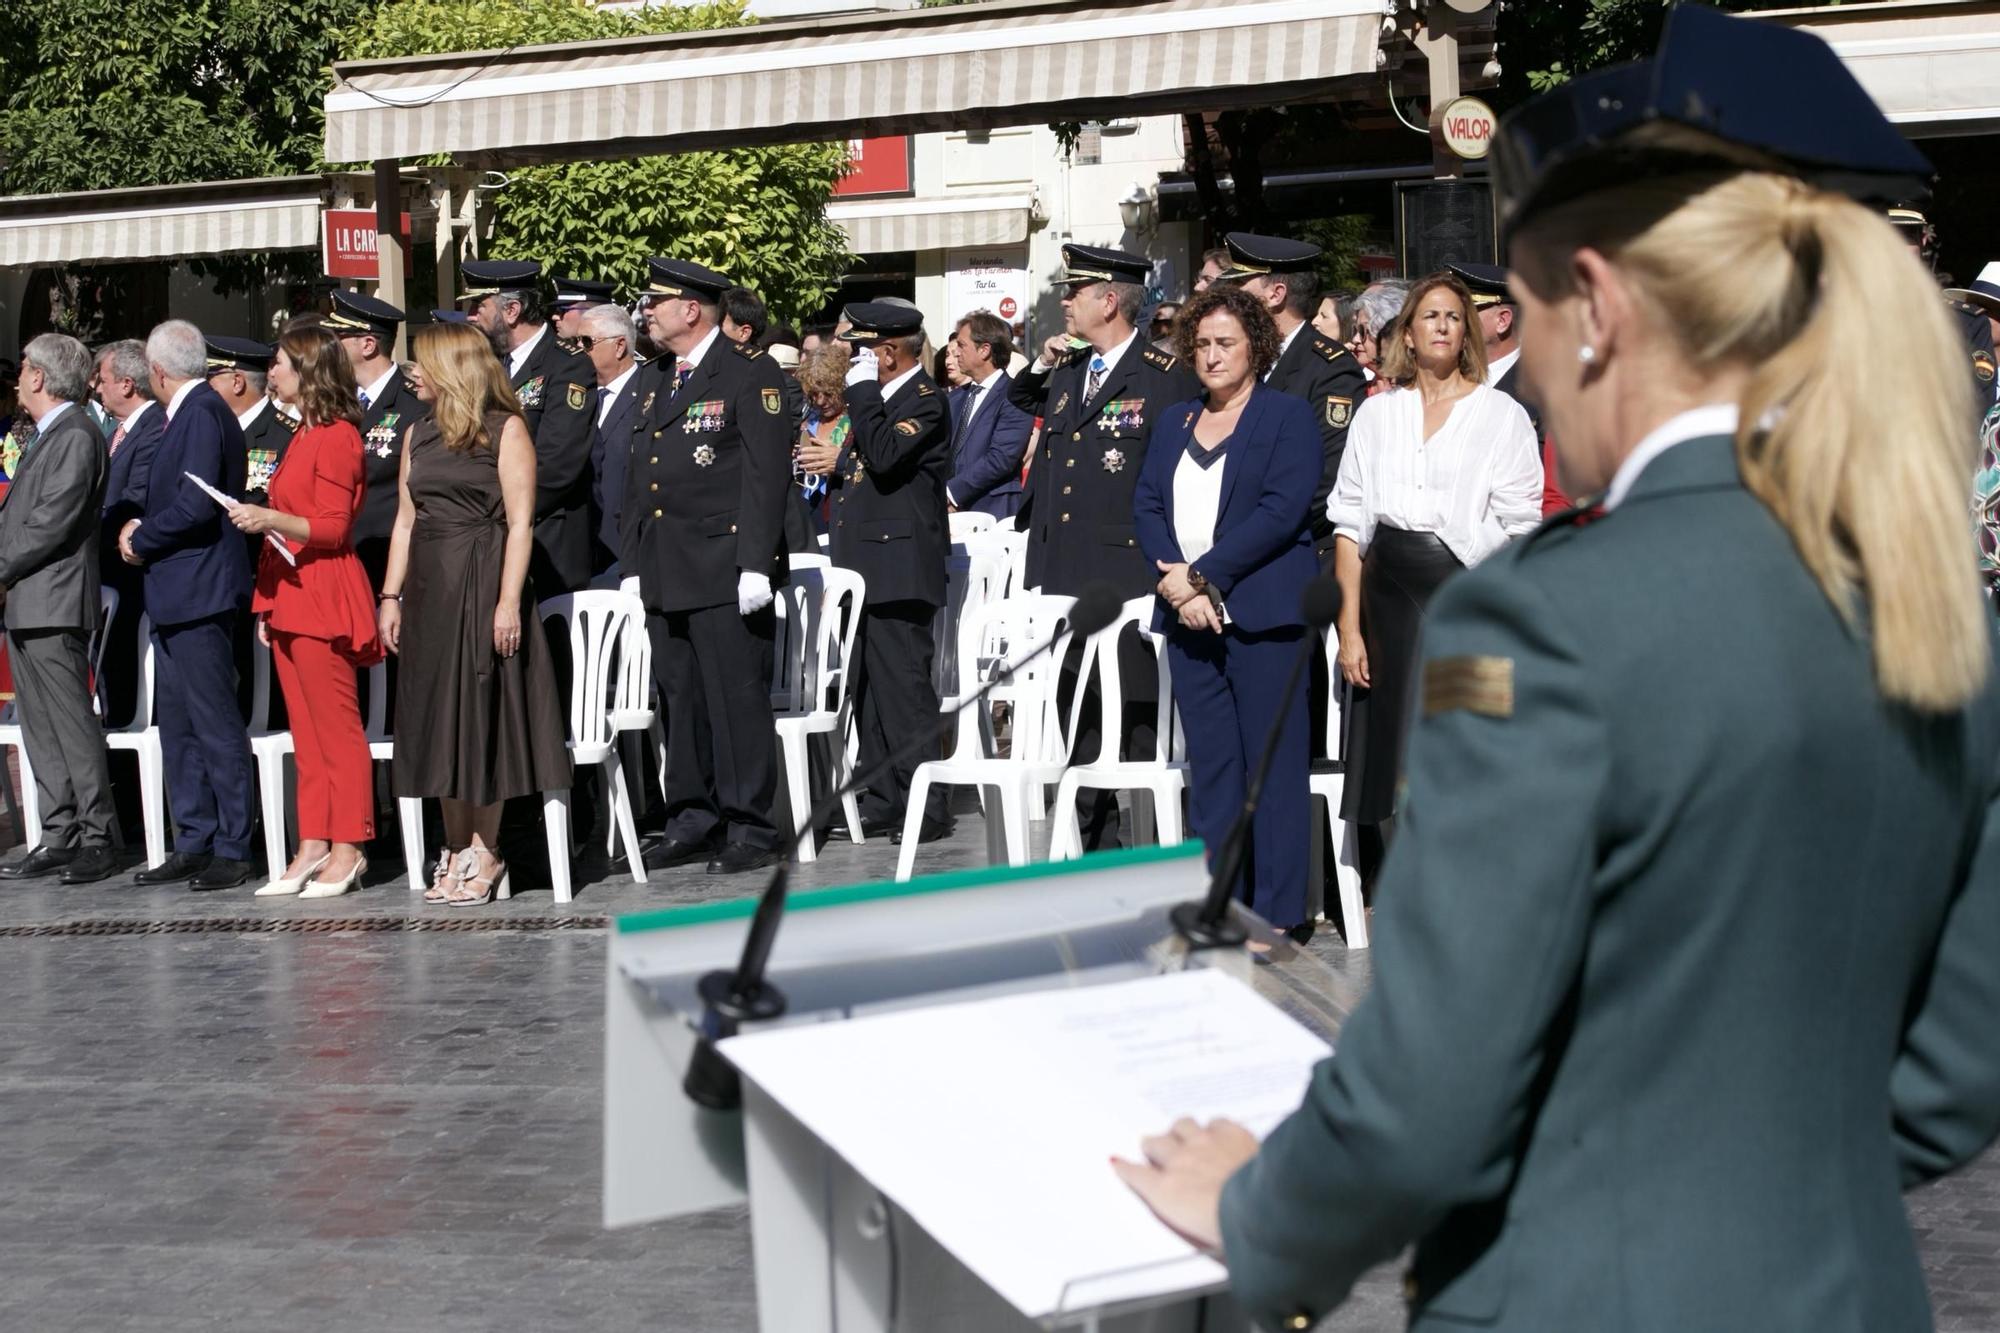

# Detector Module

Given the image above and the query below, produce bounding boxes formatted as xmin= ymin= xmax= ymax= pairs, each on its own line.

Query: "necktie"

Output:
xmin=598 ymin=386 xmax=613 ymax=423
xmin=358 ymin=388 xmax=372 ymax=411
xmin=109 ymin=421 xmax=127 ymax=456
xmin=674 ymin=360 xmax=693 ymax=395
xmin=1083 ymin=356 xmax=1107 ymax=408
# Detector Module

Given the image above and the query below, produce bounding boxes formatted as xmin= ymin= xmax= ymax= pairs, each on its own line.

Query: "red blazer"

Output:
xmin=252 ymin=420 xmax=384 ymax=664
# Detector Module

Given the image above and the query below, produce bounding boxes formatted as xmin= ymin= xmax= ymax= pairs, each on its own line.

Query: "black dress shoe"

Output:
xmin=643 ymin=837 xmax=717 ymax=871
xmin=1284 ymin=922 xmax=1317 ymax=946
xmin=858 ymin=814 xmax=898 ymax=839
xmin=134 ymin=851 xmax=212 ymax=884
xmin=59 ymin=846 xmax=120 ymax=885
xmin=890 ymin=817 xmax=955 ymax=846
xmin=190 ymin=857 xmax=254 ymax=892
xmin=706 ymin=843 xmax=782 ymax=875
xmin=0 ymin=845 xmax=78 ymax=880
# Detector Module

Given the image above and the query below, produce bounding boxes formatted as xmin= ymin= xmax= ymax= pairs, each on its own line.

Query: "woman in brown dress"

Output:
xmin=377 ymin=323 xmax=570 ymax=905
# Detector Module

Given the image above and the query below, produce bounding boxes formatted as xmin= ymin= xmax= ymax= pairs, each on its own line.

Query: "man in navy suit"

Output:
xmin=944 ymin=311 xmax=1032 ymax=521
xmin=117 ymin=320 xmax=256 ymax=892
xmin=579 ymin=303 xmax=642 ymax=575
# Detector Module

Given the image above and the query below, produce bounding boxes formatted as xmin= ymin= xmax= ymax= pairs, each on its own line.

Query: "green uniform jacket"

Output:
xmin=1219 ymin=435 xmax=2000 ymax=1331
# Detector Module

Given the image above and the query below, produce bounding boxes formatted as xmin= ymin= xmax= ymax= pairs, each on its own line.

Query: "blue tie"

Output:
xmin=1084 ymin=356 xmax=1107 ymax=407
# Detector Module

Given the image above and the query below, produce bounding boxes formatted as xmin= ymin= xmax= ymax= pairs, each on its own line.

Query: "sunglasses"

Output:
xmin=574 ymin=335 xmax=625 ymax=352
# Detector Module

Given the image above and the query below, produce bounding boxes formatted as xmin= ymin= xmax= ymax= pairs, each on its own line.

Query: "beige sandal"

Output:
xmin=446 ymin=850 xmax=508 ymax=906
xmin=423 ymin=849 xmax=471 ymax=903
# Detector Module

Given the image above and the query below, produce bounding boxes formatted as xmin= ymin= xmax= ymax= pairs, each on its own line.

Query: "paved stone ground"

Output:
xmin=0 ymin=812 xmax=1993 ymax=1331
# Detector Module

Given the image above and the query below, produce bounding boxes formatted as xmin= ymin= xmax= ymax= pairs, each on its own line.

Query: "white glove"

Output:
xmin=737 ymin=570 xmax=774 ymax=616
xmin=845 ymin=347 xmax=878 ymax=387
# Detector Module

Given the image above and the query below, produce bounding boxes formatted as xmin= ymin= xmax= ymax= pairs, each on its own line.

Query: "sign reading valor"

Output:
xmin=1439 ymin=96 xmax=1496 ymax=161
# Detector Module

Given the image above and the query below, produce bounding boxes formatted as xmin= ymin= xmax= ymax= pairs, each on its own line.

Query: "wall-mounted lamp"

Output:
xmin=1118 ymin=182 xmax=1158 ymax=237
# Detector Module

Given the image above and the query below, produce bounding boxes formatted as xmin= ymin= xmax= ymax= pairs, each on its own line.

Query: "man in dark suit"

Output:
xmin=117 ymin=320 xmax=256 ymax=891
xmin=805 ymin=303 xmax=953 ymax=844
xmin=459 ymin=258 xmax=595 ymax=595
xmin=0 ymin=335 xmax=119 ymax=884
xmin=1009 ymin=243 xmax=1200 ymax=848
xmin=622 ymin=258 xmax=791 ymax=875
xmin=92 ymin=338 xmax=164 ymax=732
xmin=328 ymin=290 xmax=421 ymax=590
xmin=1219 ymin=233 xmax=1371 ymax=566
xmin=944 ymin=310 xmax=1032 ymax=521
xmin=578 ymin=302 xmax=641 ymax=575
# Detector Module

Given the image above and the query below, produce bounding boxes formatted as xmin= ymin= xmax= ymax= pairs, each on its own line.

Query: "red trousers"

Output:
xmin=271 ymin=631 xmax=375 ymax=843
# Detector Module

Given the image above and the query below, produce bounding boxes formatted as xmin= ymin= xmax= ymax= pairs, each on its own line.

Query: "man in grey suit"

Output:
xmin=0 ymin=335 xmax=118 ymax=884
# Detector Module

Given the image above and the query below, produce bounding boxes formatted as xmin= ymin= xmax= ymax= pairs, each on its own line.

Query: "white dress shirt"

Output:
xmin=507 ymin=323 xmax=549 ymax=379
xmin=1602 ymin=403 xmax=1740 ymax=512
xmin=164 ymin=378 xmax=201 ymax=422
xmin=357 ymin=365 xmax=398 ymax=410
xmin=680 ymin=324 xmax=722 ymax=372
xmin=1327 ymin=383 xmax=1543 ymax=567
xmin=1264 ymin=322 xmax=1306 ymax=382
xmin=236 ymin=397 xmax=270 ymax=432
xmin=878 ymin=363 xmax=921 ymax=403
xmin=1487 ymin=346 xmax=1522 ymax=387
xmin=597 ymin=364 xmax=637 ymax=425
xmin=120 ymin=399 xmax=156 ymax=435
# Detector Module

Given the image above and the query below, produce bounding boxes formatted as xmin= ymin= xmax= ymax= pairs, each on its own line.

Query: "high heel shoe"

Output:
xmin=299 ymin=855 xmax=368 ymax=899
xmin=447 ymin=852 xmax=507 ymax=907
xmin=255 ymin=853 xmax=330 ymax=897
xmin=422 ymin=849 xmax=471 ymax=903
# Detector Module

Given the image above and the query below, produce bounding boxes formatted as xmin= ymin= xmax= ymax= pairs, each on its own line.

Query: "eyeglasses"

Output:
xmin=574 ymin=335 xmax=626 ymax=352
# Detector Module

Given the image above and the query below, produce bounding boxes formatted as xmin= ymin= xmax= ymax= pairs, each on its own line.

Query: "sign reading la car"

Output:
xmin=1440 ymin=96 xmax=1496 ymax=160
xmin=323 ymin=209 xmax=413 ymax=280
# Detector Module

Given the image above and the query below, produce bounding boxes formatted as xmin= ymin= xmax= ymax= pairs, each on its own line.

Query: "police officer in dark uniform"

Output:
xmin=622 ymin=258 xmax=792 ymax=875
xmin=1009 ymin=243 xmax=1199 ymax=849
xmin=1215 ymin=232 xmax=1370 ymax=566
xmin=458 ymin=258 xmax=595 ymax=595
xmin=805 ymin=302 xmax=953 ymax=844
xmin=327 ymin=289 xmax=422 ymax=590
xmin=552 ymin=275 xmax=617 ymax=351
xmin=203 ymin=336 xmax=294 ymax=505
xmin=1888 ymin=206 xmax=1998 ymax=423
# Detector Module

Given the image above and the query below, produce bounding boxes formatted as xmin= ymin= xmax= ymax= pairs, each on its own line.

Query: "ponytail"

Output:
xmin=1524 ymin=160 xmax=1989 ymax=711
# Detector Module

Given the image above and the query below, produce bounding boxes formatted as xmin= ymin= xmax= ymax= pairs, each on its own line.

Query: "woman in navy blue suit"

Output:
xmin=1134 ymin=285 xmax=1323 ymax=937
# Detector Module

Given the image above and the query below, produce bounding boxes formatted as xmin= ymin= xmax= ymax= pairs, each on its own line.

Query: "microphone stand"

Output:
xmin=681 ymin=583 xmax=1123 ymax=1109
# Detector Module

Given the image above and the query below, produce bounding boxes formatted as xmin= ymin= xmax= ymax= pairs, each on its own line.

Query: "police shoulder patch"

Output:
xmin=736 ymin=342 xmax=764 ymax=360
xmin=894 ymin=419 xmax=920 ymax=437
xmin=761 ymin=387 xmax=782 ymax=415
xmin=1325 ymin=396 xmax=1353 ymax=429
xmin=1422 ymin=656 xmax=1515 ymax=720
xmin=1141 ymin=346 xmax=1179 ymax=371
xmin=567 ymin=382 xmax=587 ymax=411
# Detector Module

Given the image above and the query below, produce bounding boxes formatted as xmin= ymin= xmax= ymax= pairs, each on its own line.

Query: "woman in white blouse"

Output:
xmin=1326 ymin=273 xmax=1542 ymax=848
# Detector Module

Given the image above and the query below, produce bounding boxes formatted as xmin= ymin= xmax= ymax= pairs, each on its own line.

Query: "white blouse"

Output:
xmin=1326 ymin=383 xmax=1543 ymax=567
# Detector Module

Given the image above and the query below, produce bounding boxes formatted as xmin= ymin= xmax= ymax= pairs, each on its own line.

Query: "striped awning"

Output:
xmin=325 ymin=0 xmax=1390 ymax=167
xmin=1757 ymin=1 xmax=2000 ymax=132
xmin=0 ymin=176 xmax=326 ymax=268
xmin=829 ymin=193 xmax=1035 ymax=255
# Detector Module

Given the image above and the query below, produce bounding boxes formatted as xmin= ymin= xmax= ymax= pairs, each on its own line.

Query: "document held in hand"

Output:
xmin=183 ymin=470 xmax=296 ymax=566
xmin=720 ymin=967 xmax=1332 ymax=1320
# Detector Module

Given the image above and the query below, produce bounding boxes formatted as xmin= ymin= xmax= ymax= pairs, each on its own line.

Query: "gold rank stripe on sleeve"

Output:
xmin=1141 ymin=346 xmax=1179 ymax=371
xmin=1422 ymin=655 xmax=1515 ymax=719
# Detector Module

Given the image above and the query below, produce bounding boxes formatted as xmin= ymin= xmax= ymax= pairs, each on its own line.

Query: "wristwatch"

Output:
xmin=1187 ymin=568 xmax=1223 ymax=609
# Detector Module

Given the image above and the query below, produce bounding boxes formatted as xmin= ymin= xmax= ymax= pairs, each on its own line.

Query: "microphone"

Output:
xmin=1171 ymin=576 xmax=1342 ymax=950
xmin=681 ymin=578 xmax=1126 ymax=1109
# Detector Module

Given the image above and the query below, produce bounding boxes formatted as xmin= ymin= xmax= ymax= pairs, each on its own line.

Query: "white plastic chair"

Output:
xmin=771 ymin=563 xmax=866 ymax=861
xmin=1 ymin=587 xmax=124 ymax=852
xmin=1308 ymin=624 xmax=1367 ymax=948
xmin=1046 ymin=597 xmax=1188 ymax=860
xmin=246 ymin=629 xmax=297 ymax=882
xmin=105 ymin=613 xmax=170 ymax=867
xmin=541 ymin=591 xmax=649 ymax=883
xmin=354 ymin=662 xmax=430 ymax=893
xmin=959 ymin=527 xmax=1031 ymax=597
xmin=948 ymin=510 xmax=996 ymax=540
xmin=933 ymin=549 xmax=1007 ymax=703
xmin=895 ymin=594 xmax=1080 ymax=881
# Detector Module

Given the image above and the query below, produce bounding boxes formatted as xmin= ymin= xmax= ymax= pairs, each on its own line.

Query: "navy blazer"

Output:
xmin=947 ymin=372 xmax=1032 ymax=519
xmin=103 ymin=399 xmax=166 ymax=524
xmin=1132 ymin=384 xmax=1320 ymax=635
xmin=591 ymin=371 xmax=641 ymax=568
xmin=127 ymin=381 xmax=250 ymax=627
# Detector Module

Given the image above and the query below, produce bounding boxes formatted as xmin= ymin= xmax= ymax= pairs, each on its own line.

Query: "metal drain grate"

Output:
xmin=0 ymin=915 xmax=608 ymax=938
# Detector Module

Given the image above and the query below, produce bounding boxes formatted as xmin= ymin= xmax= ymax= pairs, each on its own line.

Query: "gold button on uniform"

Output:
xmin=649 ymin=455 xmax=658 ymax=464
xmin=1072 ymin=431 xmax=1082 ymax=441
xmin=1060 ymin=513 xmax=1070 ymax=523
xmin=1283 ymin=1314 xmax=1313 ymax=1331
xmin=652 ymin=508 xmax=663 ymax=519
xmin=1066 ymin=458 xmax=1076 ymax=468
xmin=649 ymin=482 xmax=659 ymax=491
xmin=1062 ymin=485 xmax=1072 ymax=495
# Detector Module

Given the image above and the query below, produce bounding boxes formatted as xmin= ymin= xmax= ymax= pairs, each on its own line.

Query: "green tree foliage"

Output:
xmin=0 ymin=0 xmax=378 ymax=194
xmin=341 ymin=0 xmax=854 ymax=322
xmin=1502 ymin=1 xmax=1846 ymax=102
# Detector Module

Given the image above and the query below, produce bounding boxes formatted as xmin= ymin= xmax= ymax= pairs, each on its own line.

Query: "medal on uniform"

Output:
xmin=1098 ymin=398 xmax=1144 ymax=431
xmin=246 ymin=449 xmax=277 ymax=495
xmin=1052 ymin=391 xmax=1070 ymax=417
xmin=683 ymin=399 xmax=725 ymax=433
xmin=641 ymin=390 xmax=655 ymax=414
xmin=365 ymin=412 xmax=401 ymax=458
xmin=693 ymin=442 xmax=717 ymax=467
xmin=1102 ymin=447 xmax=1126 ymax=473
xmin=517 ymin=375 xmax=545 ymax=409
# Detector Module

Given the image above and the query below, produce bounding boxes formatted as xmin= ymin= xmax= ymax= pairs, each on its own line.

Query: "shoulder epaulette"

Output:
xmin=275 ymin=414 xmax=298 ymax=433
xmin=1141 ymin=345 xmax=1179 ymax=371
xmin=1312 ymin=334 xmax=1349 ymax=364
xmin=735 ymin=341 xmax=765 ymax=360
xmin=1948 ymin=297 xmax=1982 ymax=317
xmin=916 ymin=383 xmax=935 ymax=397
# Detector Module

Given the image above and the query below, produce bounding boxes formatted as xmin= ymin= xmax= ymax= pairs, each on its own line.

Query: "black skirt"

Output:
xmin=1341 ymin=525 xmax=1464 ymax=825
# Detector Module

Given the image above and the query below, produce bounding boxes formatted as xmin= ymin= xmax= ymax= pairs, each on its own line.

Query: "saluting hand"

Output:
xmin=1040 ymin=334 xmax=1075 ymax=369
xmin=1110 ymin=1116 xmax=1259 ymax=1254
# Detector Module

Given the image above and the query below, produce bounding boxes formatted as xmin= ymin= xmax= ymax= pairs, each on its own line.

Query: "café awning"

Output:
xmin=0 ymin=176 xmax=327 ymax=268
xmin=325 ymin=0 xmax=1395 ymax=167
xmin=1756 ymin=0 xmax=2000 ymax=133
xmin=829 ymin=192 xmax=1037 ymax=255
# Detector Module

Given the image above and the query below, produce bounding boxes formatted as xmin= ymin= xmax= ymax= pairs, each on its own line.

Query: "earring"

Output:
xmin=1578 ymin=344 xmax=1597 ymax=365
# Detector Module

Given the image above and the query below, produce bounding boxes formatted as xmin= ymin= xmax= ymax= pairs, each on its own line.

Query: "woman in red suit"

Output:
xmin=229 ymin=326 xmax=384 ymax=899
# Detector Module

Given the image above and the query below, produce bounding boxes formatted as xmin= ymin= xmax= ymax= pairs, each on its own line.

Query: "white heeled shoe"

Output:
xmin=299 ymin=855 xmax=368 ymax=899
xmin=256 ymin=854 xmax=330 ymax=897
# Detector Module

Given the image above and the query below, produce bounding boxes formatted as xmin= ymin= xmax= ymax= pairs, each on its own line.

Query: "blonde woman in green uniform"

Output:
xmin=1113 ymin=8 xmax=2000 ymax=1330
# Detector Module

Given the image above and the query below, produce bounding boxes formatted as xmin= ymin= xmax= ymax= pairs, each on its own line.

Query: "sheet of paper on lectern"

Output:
xmin=720 ymin=967 xmax=1331 ymax=1320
